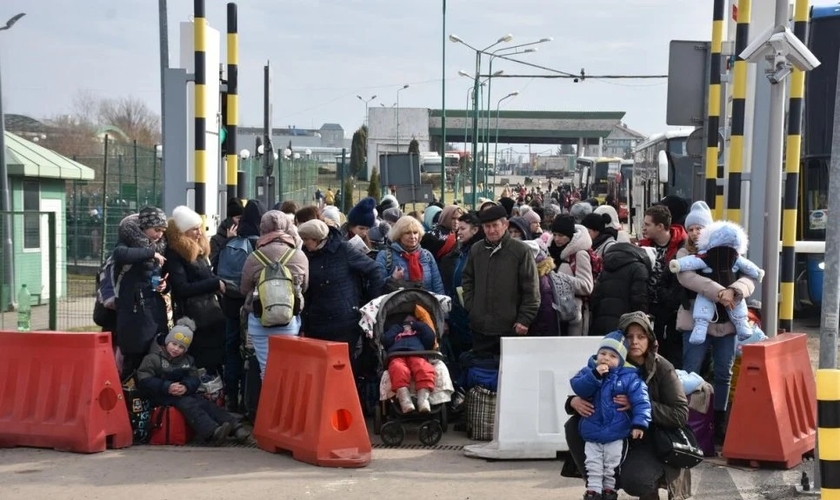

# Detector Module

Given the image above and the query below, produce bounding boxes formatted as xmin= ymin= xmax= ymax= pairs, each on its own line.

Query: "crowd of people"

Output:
xmin=96 ymin=184 xmax=762 ymax=500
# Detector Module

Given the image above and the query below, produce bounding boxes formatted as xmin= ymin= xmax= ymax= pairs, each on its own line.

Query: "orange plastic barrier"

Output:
xmin=0 ymin=331 xmax=133 ymax=453
xmin=722 ymin=333 xmax=816 ymax=468
xmin=253 ymin=335 xmax=371 ymax=467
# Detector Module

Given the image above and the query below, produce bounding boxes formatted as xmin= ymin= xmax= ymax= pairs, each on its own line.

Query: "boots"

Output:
xmin=396 ymin=387 xmax=415 ymax=413
xmin=416 ymin=388 xmax=431 ymax=413
xmin=714 ymin=410 xmax=728 ymax=445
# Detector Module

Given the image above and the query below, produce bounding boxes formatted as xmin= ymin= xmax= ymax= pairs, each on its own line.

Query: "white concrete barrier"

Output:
xmin=464 ymin=336 xmax=602 ymax=460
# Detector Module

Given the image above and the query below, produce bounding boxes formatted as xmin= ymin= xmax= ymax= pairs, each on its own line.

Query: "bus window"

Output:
xmin=800 ymin=157 xmax=829 ymax=241
xmin=667 ymin=137 xmax=688 ymax=156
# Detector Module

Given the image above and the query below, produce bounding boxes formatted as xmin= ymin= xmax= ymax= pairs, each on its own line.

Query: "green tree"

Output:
xmin=367 ymin=167 xmax=381 ymax=199
xmin=408 ymin=138 xmax=420 ymax=155
xmin=342 ymin=177 xmax=355 ymax=213
xmin=349 ymin=126 xmax=367 ymax=177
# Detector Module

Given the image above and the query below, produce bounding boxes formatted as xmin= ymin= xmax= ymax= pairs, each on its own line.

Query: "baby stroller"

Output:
xmin=360 ymin=288 xmax=454 ymax=446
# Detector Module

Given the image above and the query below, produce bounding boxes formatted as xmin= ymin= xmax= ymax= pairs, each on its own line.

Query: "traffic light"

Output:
xmin=220 ymin=79 xmax=229 ymax=155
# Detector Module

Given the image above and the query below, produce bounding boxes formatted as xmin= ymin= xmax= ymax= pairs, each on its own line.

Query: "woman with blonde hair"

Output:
xmin=163 ymin=205 xmax=227 ymax=371
xmin=375 ymin=216 xmax=444 ymax=294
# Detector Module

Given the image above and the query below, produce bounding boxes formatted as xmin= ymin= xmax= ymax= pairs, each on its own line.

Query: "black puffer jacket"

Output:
xmin=589 ymin=243 xmax=651 ymax=337
xmin=302 ymin=227 xmax=386 ymax=345
xmin=112 ymin=215 xmax=168 ymax=355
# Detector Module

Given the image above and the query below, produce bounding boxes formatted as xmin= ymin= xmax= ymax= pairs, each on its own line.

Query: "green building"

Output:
xmin=1 ymin=131 xmax=94 ymax=310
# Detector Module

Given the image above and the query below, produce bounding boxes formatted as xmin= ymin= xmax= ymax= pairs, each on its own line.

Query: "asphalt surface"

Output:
xmin=0 ymin=320 xmax=831 ymax=500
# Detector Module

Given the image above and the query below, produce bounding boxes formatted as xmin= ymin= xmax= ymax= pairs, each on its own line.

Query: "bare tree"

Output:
xmin=98 ymin=96 xmax=160 ymax=146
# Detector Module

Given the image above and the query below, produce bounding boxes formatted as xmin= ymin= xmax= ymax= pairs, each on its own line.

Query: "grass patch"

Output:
xmin=64 ymin=325 xmax=103 ymax=332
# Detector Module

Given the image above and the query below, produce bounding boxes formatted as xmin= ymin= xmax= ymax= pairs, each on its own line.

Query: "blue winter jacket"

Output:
xmin=570 ymin=356 xmax=652 ymax=444
xmin=383 ymin=321 xmax=436 ymax=354
xmin=375 ymin=242 xmax=445 ymax=295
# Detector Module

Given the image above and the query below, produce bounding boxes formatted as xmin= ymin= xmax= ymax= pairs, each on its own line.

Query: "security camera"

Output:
xmin=768 ymin=30 xmax=820 ymax=72
xmin=739 ymin=26 xmax=820 ymax=72
xmin=768 ymin=61 xmax=792 ymax=84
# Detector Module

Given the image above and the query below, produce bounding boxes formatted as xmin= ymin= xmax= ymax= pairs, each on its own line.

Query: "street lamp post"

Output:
xmin=458 ymin=70 xmax=498 ymax=206
xmin=356 ymin=94 xmax=376 ymax=126
xmin=239 ymin=148 xmax=250 ymax=198
xmin=483 ymin=39 xmax=550 ymax=187
xmin=0 ymin=12 xmax=25 ymax=310
xmin=450 ymin=33 xmax=513 ymax=208
xmin=494 ymin=91 xmax=519 ymax=191
xmin=396 ymin=84 xmax=409 ymax=151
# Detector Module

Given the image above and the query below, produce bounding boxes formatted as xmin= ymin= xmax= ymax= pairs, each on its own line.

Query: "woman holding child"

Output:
xmin=564 ymin=311 xmax=691 ymax=500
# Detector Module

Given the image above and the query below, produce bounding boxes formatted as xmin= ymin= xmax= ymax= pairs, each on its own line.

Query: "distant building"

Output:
xmin=598 ymin=122 xmax=647 ymax=159
xmin=236 ymin=123 xmax=351 ymax=156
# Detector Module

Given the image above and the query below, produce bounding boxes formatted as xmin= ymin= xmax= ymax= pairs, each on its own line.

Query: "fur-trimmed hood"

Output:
xmin=164 ymin=219 xmax=210 ymax=263
xmin=697 ymin=220 xmax=748 ymax=255
xmin=118 ymin=214 xmax=167 ymax=253
xmin=560 ymin=224 xmax=593 ymax=261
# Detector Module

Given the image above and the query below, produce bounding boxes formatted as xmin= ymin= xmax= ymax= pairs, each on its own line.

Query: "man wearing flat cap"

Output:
xmin=461 ymin=204 xmax=540 ymax=356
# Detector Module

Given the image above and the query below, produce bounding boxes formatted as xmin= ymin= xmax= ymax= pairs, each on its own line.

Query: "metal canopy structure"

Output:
xmin=428 ymin=109 xmax=625 ymax=145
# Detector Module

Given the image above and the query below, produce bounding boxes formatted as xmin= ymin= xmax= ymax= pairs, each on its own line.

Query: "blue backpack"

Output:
xmin=217 ymin=236 xmax=258 ymax=298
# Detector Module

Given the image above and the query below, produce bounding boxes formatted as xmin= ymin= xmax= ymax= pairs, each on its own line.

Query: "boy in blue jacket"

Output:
xmin=137 ymin=318 xmax=250 ymax=445
xmin=570 ymin=331 xmax=651 ymax=500
xmin=383 ymin=315 xmax=436 ymax=414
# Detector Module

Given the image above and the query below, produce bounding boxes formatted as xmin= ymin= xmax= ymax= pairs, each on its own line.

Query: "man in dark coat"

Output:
xmin=462 ymin=205 xmax=540 ymax=356
xmin=589 ymin=243 xmax=654 ymax=337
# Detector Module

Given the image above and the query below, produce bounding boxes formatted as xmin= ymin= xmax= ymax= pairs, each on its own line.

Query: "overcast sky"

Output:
xmin=2 ymin=0 xmax=838 ymax=141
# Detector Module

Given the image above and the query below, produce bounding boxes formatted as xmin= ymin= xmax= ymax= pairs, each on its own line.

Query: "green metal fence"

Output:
xmin=67 ymin=136 xmax=163 ymax=268
xmin=0 ymin=211 xmax=63 ymax=331
xmin=238 ymin=156 xmax=319 ymax=207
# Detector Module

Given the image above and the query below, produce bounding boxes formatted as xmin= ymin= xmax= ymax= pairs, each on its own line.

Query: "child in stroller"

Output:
xmin=383 ymin=315 xmax=436 ymax=413
xmin=359 ymin=288 xmax=454 ymax=446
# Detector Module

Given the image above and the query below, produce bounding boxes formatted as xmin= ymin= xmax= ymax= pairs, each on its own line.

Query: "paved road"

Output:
xmin=0 ymin=439 xmax=813 ymax=500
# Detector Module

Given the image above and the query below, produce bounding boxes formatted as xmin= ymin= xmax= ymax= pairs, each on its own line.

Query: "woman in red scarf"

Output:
xmin=420 ymin=204 xmax=463 ymax=262
xmin=376 ymin=216 xmax=445 ymax=295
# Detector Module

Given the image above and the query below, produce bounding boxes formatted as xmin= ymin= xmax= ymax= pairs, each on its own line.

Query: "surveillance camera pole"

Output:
xmin=759 ymin=0 xmax=791 ymax=340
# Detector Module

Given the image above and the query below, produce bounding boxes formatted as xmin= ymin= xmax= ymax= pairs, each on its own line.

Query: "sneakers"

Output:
xmin=229 ymin=423 xmax=251 ymax=443
xmin=396 ymin=387 xmax=415 ymax=413
xmin=583 ymin=491 xmax=601 ymax=500
xmin=208 ymin=422 xmax=233 ymax=446
xmin=602 ymin=489 xmax=618 ymax=500
xmin=416 ymin=388 xmax=431 ymax=413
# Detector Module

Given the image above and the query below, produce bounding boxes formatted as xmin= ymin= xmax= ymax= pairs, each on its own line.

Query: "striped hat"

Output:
xmin=599 ymin=331 xmax=628 ymax=365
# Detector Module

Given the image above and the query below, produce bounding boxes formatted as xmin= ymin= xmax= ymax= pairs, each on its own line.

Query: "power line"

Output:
xmin=491 ymin=53 xmax=667 ymax=81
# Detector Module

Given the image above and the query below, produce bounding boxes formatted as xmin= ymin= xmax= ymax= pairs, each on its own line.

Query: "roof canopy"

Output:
xmin=4 ymin=131 xmax=95 ymax=180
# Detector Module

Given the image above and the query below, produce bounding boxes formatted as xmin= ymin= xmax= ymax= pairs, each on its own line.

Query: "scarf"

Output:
xmin=435 ymin=232 xmax=457 ymax=259
xmin=402 ymin=248 xmax=424 ymax=282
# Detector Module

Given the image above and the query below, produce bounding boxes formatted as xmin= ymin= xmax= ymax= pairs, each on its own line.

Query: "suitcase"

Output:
xmin=149 ymin=406 xmax=194 ymax=445
xmin=242 ymin=353 xmax=262 ymax=424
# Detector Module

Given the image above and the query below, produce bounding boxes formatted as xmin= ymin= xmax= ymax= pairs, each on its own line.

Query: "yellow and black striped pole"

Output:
xmin=194 ymin=0 xmax=207 ymax=220
xmin=726 ymin=0 xmax=750 ymax=225
xmin=817 ymin=369 xmax=840 ymax=498
xmin=705 ymin=0 xmax=725 ymax=220
xmin=226 ymin=2 xmax=239 ymax=204
xmin=779 ymin=0 xmax=809 ymax=334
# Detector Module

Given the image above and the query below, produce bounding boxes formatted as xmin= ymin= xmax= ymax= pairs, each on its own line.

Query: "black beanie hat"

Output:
xmin=582 ymin=212 xmax=609 ymax=233
xmin=551 ymin=214 xmax=576 ymax=239
xmin=227 ymin=197 xmax=244 ymax=218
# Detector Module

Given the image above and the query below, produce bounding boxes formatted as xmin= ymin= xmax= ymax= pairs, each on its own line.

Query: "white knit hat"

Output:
xmin=172 ymin=205 xmax=203 ymax=232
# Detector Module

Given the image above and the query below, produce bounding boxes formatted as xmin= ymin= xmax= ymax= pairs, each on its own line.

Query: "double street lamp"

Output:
xmin=357 ymin=94 xmax=376 ymax=126
xmin=450 ymin=33 xmax=512 ymax=208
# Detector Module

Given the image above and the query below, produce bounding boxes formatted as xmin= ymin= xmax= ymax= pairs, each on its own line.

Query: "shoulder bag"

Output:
xmin=651 ymin=424 xmax=704 ymax=469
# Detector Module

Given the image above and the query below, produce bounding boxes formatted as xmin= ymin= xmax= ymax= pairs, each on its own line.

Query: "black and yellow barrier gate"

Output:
xmin=818 ymin=369 xmax=840 ymax=498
